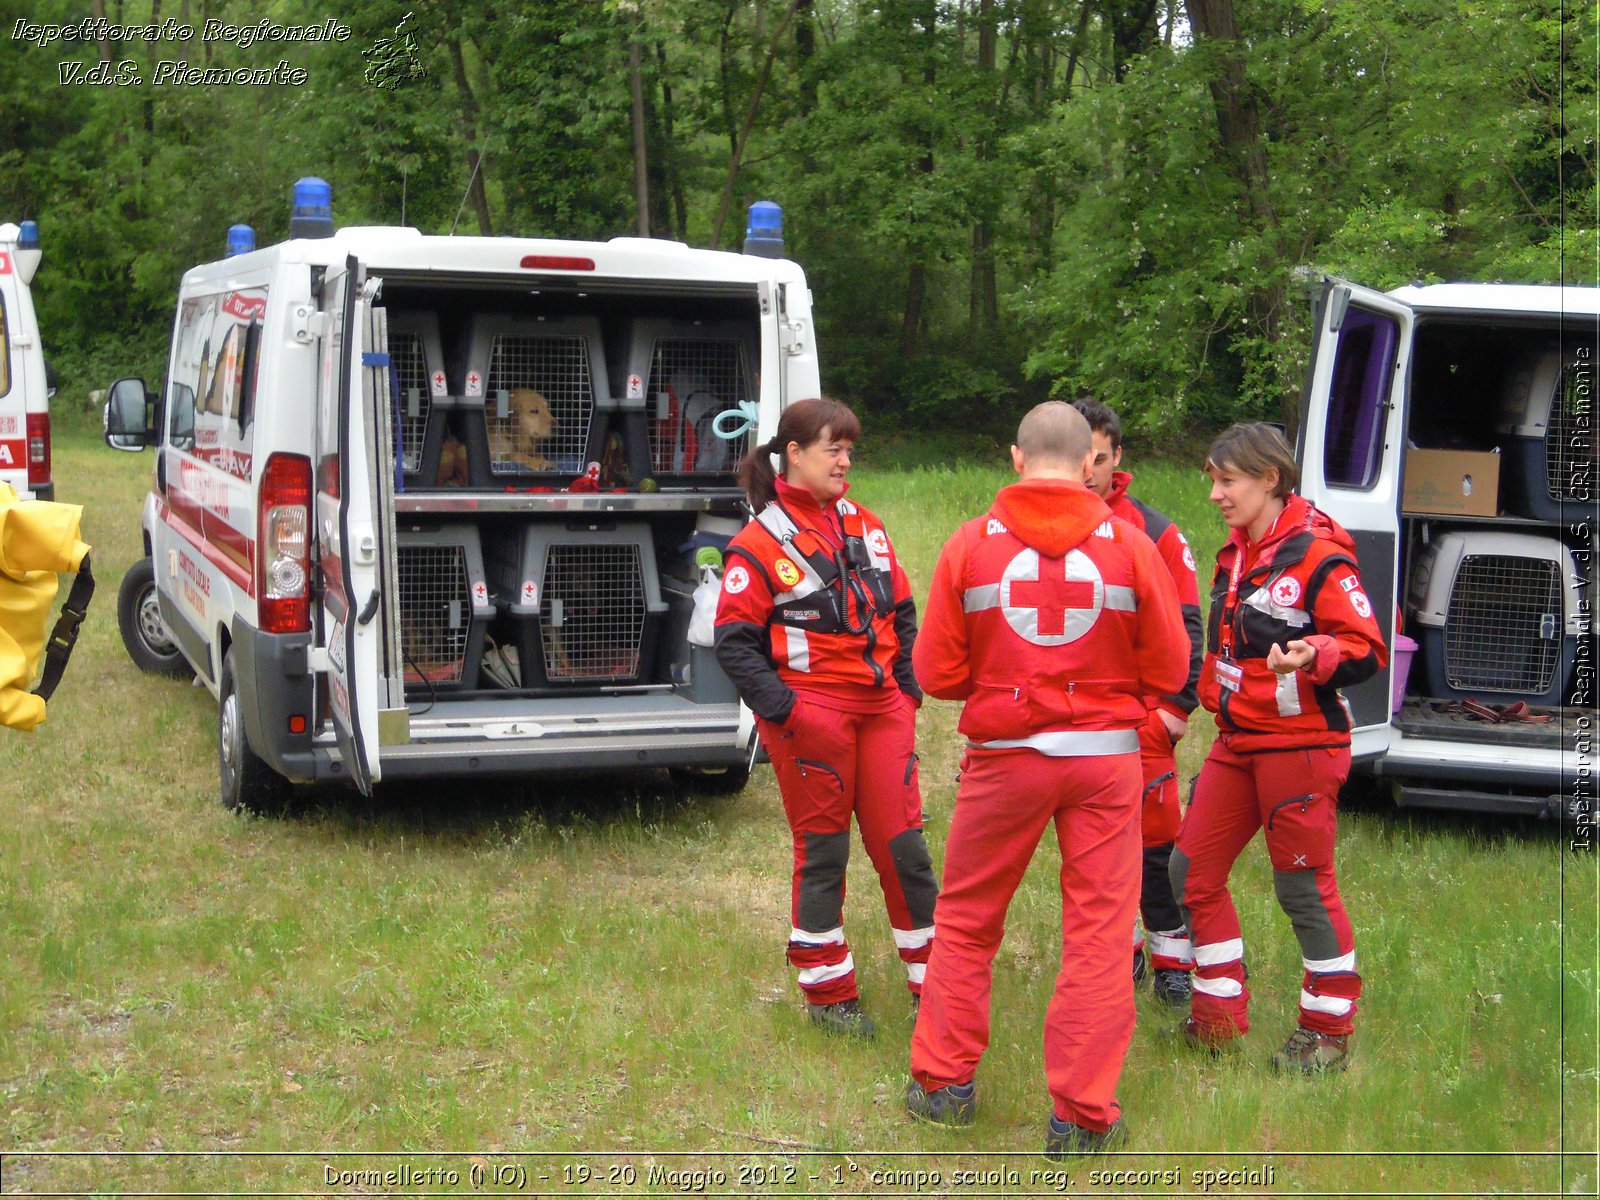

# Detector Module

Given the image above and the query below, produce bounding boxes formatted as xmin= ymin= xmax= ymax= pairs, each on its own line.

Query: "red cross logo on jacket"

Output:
xmin=1001 ymin=548 xmax=1106 ymax=646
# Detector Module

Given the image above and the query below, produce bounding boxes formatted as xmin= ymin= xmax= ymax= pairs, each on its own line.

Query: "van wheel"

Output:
xmin=219 ymin=655 xmax=290 ymax=815
xmin=669 ymin=761 xmax=751 ymax=796
xmin=117 ymin=557 xmax=188 ymax=676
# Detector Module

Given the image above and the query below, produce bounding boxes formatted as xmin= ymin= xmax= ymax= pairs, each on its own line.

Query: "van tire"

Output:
xmin=118 ymin=557 xmax=188 ymax=676
xmin=219 ymin=654 xmax=290 ymax=815
xmin=669 ymin=762 xmax=751 ymax=796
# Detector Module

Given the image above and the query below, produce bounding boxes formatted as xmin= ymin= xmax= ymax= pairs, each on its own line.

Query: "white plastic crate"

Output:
xmin=621 ymin=318 xmax=758 ymax=481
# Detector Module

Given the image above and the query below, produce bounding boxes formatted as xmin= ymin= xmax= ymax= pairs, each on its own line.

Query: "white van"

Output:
xmin=105 ymin=182 xmax=817 ymax=810
xmin=0 ymin=220 xmax=54 ymax=501
xmin=1297 ymin=278 xmax=1595 ymax=819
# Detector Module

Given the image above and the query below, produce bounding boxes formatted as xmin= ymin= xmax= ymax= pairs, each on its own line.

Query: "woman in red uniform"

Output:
xmin=713 ymin=397 xmax=938 ymax=1039
xmin=1172 ymin=422 xmax=1386 ymax=1073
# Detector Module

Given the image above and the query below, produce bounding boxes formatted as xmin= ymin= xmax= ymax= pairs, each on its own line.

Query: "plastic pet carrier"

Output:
xmin=395 ymin=521 xmax=495 ymax=690
xmin=1406 ymin=530 xmax=1581 ymax=705
xmin=385 ymin=311 xmax=451 ymax=490
xmin=459 ymin=315 xmax=610 ymax=487
xmin=486 ymin=521 xmax=667 ymax=687
xmin=1496 ymin=346 xmax=1599 ymax=521
xmin=620 ymin=319 xmax=758 ymax=486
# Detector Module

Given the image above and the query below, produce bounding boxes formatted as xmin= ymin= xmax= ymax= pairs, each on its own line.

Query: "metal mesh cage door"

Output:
xmin=398 ymin=543 xmax=472 ymax=685
xmin=1443 ymin=553 xmax=1564 ymax=694
xmin=1545 ymin=362 xmax=1597 ymax=503
xmin=646 ymin=337 xmax=754 ymax=475
xmin=390 ymin=330 xmax=431 ymax=474
xmin=485 ymin=334 xmax=594 ymax=475
xmin=539 ymin=543 xmax=647 ymax=682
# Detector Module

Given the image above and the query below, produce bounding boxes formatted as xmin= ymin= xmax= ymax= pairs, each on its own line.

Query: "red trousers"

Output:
xmin=1172 ymin=739 xmax=1361 ymax=1038
xmin=910 ymin=745 xmax=1141 ymax=1132
xmin=757 ymin=694 xmax=937 ymax=1005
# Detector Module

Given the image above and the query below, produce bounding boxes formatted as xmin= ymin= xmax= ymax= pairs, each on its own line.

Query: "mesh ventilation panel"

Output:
xmin=485 ymin=334 xmax=593 ymax=474
xmin=646 ymin=338 xmax=753 ymax=474
xmin=398 ymin=543 xmax=470 ymax=684
xmin=1443 ymin=553 xmax=1563 ymax=694
xmin=389 ymin=330 xmax=430 ymax=473
xmin=539 ymin=543 xmax=647 ymax=681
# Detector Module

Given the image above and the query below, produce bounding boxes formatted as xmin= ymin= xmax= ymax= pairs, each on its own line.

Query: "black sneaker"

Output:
xmin=904 ymin=1078 xmax=977 ymax=1127
xmin=1044 ymin=1115 xmax=1127 ymax=1160
xmin=807 ymin=997 xmax=876 ymax=1040
xmin=1131 ymin=948 xmax=1148 ymax=985
xmin=1153 ymin=968 xmax=1192 ymax=1007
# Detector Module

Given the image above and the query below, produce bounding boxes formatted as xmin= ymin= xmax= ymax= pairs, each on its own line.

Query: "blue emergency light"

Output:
xmin=17 ymin=221 xmax=38 ymax=250
xmin=743 ymin=201 xmax=784 ymax=258
xmin=290 ymin=177 xmax=335 ymax=240
xmin=226 ymin=224 xmax=256 ymax=257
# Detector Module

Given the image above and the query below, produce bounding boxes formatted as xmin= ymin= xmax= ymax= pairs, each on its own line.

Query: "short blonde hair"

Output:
xmin=1203 ymin=422 xmax=1298 ymax=498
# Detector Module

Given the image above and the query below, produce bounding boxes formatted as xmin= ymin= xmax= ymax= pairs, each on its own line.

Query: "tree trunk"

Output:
xmin=656 ymin=41 xmax=688 ymax=240
xmin=446 ymin=37 xmax=494 ymax=235
xmin=1186 ymin=0 xmax=1293 ymax=425
xmin=629 ymin=40 xmax=651 ymax=237
xmin=969 ymin=0 xmax=998 ymax=338
xmin=900 ymin=0 xmax=939 ymax=359
xmin=712 ymin=0 xmax=804 ymax=247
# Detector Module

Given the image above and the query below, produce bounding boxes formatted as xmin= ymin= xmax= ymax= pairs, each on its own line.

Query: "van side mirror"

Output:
xmin=104 ymin=377 xmax=156 ymax=451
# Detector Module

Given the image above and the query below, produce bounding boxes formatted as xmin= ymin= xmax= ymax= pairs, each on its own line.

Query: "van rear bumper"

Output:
xmin=306 ymin=698 xmax=750 ymax=784
xmin=1366 ymin=730 xmax=1579 ymax=818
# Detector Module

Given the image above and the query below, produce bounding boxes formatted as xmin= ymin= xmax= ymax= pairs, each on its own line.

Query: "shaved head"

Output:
xmin=1015 ymin=401 xmax=1092 ymax=470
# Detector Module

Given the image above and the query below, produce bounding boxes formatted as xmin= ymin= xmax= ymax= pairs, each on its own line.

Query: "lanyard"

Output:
xmin=1218 ymin=545 xmax=1246 ymax=660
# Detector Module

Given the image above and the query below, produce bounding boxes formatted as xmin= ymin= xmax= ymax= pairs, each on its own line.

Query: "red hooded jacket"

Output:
xmin=914 ymin=478 xmax=1189 ymax=746
xmin=1198 ymin=493 xmax=1388 ymax=751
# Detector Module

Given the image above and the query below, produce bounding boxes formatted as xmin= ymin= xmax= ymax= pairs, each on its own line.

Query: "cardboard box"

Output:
xmin=1401 ymin=448 xmax=1500 ymax=517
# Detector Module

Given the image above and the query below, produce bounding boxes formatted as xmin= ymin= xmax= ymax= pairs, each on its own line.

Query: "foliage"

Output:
xmin=1 ymin=0 xmax=1594 ymax=433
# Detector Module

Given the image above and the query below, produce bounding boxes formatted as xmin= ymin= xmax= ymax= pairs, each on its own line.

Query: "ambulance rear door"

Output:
xmin=1296 ymin=277 xmax=1413 ymax=761
xmin=315 ymin=256 xmax=402 ymax=794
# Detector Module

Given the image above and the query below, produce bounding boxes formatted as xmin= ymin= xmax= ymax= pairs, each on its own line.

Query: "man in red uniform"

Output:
xmin=905 ymin=402 xmax=1189 ymax=1158
xmin=1076 ymin=399 xmax=1203 ymax=1006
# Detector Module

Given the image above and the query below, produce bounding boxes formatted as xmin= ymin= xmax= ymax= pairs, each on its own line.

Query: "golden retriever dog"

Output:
xmin=498 ymin=387 xmax=558 ymax=472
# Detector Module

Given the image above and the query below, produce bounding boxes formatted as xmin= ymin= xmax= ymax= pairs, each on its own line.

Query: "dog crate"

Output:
xmin=458 ymin=315 xmax=610 ymax=487
xmin=620 ymin=319 xmax=758 ymax=486
xmin=395 ymin=521 xmax=495 ymax=691
xmin=1496 ymin=345 xmax=1599 ymax=520
xmin=1406 ymin=530 xmax=1581 ymax=705
xmin=385 ymin=311 xmax=452 ymax=490
xmin=486 ymin=521 xmax=667 ymax=686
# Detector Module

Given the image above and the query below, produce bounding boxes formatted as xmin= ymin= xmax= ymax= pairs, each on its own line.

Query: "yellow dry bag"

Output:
xmin=0 ymin=481 xmax=93 ymax=731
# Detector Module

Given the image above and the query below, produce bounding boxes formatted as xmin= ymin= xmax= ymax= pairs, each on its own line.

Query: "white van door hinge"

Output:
xmin=307 ymin=647 xmax=334 ymax=674
xmin=780 ymin=319 xmax=807 ymax=356
xmin=292 ymin=305 xmax=330 ymax=345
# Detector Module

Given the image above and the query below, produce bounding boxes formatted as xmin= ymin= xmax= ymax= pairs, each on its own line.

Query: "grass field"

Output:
xmin=1 ymin=424 xmax=1595 ymax=1197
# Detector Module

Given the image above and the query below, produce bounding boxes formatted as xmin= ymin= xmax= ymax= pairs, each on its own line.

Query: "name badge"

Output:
xmin=1214 ymin=657 xmax=1243 ymax=693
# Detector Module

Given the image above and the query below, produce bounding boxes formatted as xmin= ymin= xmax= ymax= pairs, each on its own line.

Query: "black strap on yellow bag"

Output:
xmin=32 ymin=552 xmax=93 ymax=702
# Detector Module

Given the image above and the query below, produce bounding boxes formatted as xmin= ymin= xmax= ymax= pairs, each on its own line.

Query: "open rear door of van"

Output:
xmin=316 ymin=257 xmax=402 ymax=794
xmin=1296 ymin=277 xmax=1414 ymax=762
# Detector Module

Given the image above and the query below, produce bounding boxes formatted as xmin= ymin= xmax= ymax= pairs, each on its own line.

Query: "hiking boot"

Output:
xmin=1270 ymin=1026 xmax=1350 ymax=1075
xmin=807 ymin=998 xmax=876 ymax=1041
xmin=905 ymin=1078 xmax=977 ymax=1127
xmin=1044 ymin=1115 xmax=1127 ymax=1160
xmin=1153 ymin=968 xmax=1192 ymax=1007
xmin=1177 ymin=1015 xmax=1239 ymax=1055
xmin=1131 ymin=947 xmax=1148 ymax=985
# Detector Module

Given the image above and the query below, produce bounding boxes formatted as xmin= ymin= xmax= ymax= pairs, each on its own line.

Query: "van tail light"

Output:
xmin=258 ymin=452 xmax=311 ymax=634
xmin=26 ymin=412 xmax=50 ymax=487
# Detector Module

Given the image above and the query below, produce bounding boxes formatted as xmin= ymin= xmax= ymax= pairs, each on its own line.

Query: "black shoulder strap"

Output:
xmin=32 ymin=553 xmax=94 ymax=702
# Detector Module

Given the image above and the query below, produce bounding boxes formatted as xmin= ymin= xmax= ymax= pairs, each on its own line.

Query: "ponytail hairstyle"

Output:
xmin=737 ymin=396 xmax=862 ymax=510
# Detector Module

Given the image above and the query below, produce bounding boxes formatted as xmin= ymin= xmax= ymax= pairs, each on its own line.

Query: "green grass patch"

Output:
xmin=0 ymin=427 xmax=1592 ymax=1195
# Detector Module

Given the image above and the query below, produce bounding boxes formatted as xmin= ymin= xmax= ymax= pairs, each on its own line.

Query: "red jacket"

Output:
xmin=1198 ymin=494 xmax=1388 ymax=751
xmin=914 ymin=478 xmax=1190 ymax=749
xmin=714 ymin=478 xmax=918 ymax=722
xmin=1103 ymin=470 xmax=1203 ymax=720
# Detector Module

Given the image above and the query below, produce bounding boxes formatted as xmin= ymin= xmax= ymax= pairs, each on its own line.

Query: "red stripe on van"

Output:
xmin=154 ymin=494 xmax=256 ymax=598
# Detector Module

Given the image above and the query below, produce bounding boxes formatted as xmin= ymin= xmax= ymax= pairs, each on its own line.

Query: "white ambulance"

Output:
xmin=105 ymin=181 xmax=817 ymax=810
xmin=1297 ymin=278 xmax=1595 ymax=819
xmin=0 ymin=220 xmax=54 ymax=501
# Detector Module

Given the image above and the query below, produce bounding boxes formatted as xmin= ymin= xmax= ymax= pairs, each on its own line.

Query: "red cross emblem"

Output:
xmin=431 ymin=370 xmax=447 ymax=395
xmin=466 ymin=370 xmax=482 ymax=394
xmin=1001 ymin=548 xmax=1103 ymax=645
